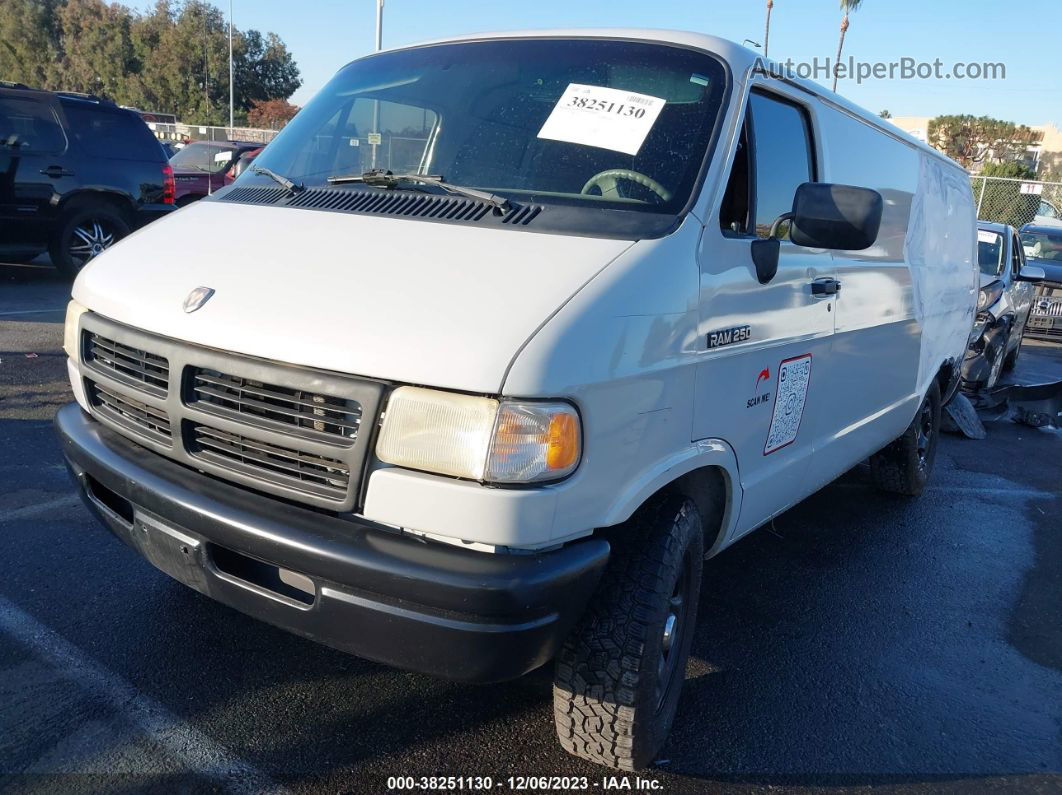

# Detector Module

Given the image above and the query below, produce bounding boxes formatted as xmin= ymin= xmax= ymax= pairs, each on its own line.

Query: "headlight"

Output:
xmin=376 ymin=386 xmax=581 ymax=483
xmin=977 ymin=281 xmax=1004 ymax=312
xmin=63 ymin=300 xmax=88 ymax=359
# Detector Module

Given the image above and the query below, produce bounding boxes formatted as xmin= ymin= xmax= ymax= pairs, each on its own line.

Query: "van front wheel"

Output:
xmin=870 ymin=381 xmax=941 ymax=497
xmin=553 ymin=496 xmax=703 ymax=770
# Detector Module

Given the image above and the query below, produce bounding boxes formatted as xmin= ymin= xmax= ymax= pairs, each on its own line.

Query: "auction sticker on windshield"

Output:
xmin=537 ymin=84 xmax=666 ymax=156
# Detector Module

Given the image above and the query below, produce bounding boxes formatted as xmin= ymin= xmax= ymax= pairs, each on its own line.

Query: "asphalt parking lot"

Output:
xmin=1 ymin=258 xmax=1060 ymax=794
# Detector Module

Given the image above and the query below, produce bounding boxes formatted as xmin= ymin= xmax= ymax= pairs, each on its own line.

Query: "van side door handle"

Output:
xmin=39 ymin=165 xmax=75 ymax=178
xmin=810 ymin=278 xmax=841 ymax=296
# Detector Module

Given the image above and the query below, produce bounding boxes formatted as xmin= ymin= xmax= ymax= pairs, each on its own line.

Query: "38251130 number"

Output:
xmin=567 ymin=96 xmax=647 ymax=118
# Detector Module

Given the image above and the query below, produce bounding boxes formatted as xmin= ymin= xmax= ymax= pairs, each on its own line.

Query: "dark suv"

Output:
xmin=1 ymin=84 xmax=175 ymax=277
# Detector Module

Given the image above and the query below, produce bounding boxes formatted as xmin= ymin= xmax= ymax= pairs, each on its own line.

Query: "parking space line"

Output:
xmin=0 ymin=307 xmax=66 ymax=317
xmin=0 ymin=595 xmax=286 ymax=794
xmin=1 ymin=494 xmax=81 ymax=523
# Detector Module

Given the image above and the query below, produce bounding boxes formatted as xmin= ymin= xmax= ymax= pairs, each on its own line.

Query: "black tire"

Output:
xmin=48 ymin=203 xmax=130 ymax=279
xmin=870 ymin=381 xmax=941 ymax=497
xmin=553 ymin=495 xmax=704 ymax=770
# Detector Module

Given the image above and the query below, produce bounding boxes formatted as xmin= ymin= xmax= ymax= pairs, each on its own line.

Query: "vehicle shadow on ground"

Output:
xmin=97 ymin=452 xmax=1054 ymax=788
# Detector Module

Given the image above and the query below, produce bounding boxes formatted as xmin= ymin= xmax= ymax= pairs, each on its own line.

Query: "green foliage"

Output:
xmin=980 ymin=161 xmax=1034 ymax=180
xmin=0 ymin=0 xmax=301 ymax=125
xmin=974 ymin=162 xmax=1040 ymax=227
xmin=927 ymin=115 xmax=1044 ymax=168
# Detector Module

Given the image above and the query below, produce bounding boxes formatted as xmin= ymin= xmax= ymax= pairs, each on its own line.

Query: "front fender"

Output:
xmin=601 ymin=437 xmax=742 ymax=556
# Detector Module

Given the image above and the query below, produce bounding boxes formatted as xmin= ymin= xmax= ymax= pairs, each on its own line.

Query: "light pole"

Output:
xmin=375 ymin=0 xmax=384 ymax=51
xmin=228 ymin=0 xmax=234 ymax=132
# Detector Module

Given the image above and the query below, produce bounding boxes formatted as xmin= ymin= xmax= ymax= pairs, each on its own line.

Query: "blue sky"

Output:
xmin=127 ymin=0 xmax=1061 ymax=127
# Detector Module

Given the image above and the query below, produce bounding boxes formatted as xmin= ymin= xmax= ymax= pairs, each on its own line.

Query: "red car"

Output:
xmin=169 ymin=140 xmax=262 ymax=205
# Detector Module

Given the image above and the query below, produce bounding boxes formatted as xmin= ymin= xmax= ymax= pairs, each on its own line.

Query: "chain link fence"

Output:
xmin=972 ymin=176 xmax=1062 ymax=228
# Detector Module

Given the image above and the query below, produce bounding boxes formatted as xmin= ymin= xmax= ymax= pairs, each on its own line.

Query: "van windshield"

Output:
xmin=245 ymin=39 xmax=727 ymax=221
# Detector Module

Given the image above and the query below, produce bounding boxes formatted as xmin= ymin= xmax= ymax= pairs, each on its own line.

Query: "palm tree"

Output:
xmin=764 ymin=0 xmax=774 ymax=58
xmin=832 ymin=0 xmax=865 ymax=93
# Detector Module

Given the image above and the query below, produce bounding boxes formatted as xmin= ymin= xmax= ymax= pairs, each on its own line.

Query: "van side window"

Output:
xmin=749 ymin=92 xmax=815 ymax=238
xmin=719 ymin=92 xmax=815 ymax=238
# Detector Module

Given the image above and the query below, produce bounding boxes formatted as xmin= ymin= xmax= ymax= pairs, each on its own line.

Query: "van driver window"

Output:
xmin=719 ymin=91 xmax=815 ymax=238
xmin=749 ymin=92 xmax=814 ymax=238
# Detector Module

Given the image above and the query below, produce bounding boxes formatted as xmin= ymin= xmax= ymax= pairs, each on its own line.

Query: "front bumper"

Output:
xmin=55 ymin=403 xmax=609 ymax=683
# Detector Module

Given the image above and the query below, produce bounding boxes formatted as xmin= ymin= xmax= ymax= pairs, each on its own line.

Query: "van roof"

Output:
xmin=367 ymin=27 xmax=960 ymax=170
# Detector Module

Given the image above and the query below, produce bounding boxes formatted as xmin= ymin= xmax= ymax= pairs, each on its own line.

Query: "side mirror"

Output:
xmin=749 ymin=182 xmax=883 ymax=284
xmin=1017 ymin=264 xmax=1046 ymax=283
xmin=790 ymin=182 xmax=883 ymax=251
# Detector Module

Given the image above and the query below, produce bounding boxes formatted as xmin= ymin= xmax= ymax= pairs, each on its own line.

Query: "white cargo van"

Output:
xmin=57 ymin=30 xmax=977 ymax=769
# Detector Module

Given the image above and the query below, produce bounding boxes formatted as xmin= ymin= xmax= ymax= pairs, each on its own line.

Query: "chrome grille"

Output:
xmin=89 ymin=381 xmax=172 ymax=446
xmin=189 ymin=369 xmax=361 ymax=444
xmin=85 ymin=332 xmax=169 ymax=396
xmin=78 ymin=314 xmax=383 ymax=512
xmin=188 ymin=424 xmax=350 ymax=500
xmin=1032 ymin=297 xmax=1062 ymax=317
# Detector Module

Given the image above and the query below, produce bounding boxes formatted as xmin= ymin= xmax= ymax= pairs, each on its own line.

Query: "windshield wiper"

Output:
xmin=326 ymin=169 xmax=510 ymax=213
xmin=253 ymin=165 xmax=303 ymax=196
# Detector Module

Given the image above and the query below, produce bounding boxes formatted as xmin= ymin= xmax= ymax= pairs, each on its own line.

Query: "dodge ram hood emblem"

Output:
xmin=183 ymin=286 xmax=215 ymax=313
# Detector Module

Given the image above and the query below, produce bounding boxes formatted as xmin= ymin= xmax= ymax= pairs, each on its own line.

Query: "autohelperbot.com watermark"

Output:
xmin=753 ymin=56 xmax=1006 ymax=85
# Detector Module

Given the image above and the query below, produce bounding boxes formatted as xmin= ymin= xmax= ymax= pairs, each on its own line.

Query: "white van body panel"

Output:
xmin=67 ymin=28 xmax=977 ymax=554
xmin=72 ymin=200 xmax=632 ymax=395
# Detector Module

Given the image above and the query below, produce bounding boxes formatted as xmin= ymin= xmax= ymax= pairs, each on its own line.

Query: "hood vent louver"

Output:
xmin=501 ymin=205 xmax=542 ymax=225
xmin=287 ymin=188 xmax=492 ymax=222
xmin=220 ymin=186 xmax=288 ymax=205
xmin=219 ymin=184 xmax=543 ymax=230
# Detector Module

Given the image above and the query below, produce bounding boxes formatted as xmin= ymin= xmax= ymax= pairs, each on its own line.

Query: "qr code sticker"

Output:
xmin=764 ymin=354 xmax=812 ymax=455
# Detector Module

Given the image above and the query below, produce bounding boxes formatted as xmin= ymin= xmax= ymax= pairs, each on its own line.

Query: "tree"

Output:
xmin=54 ymin=0 xmax=137 ymax=98
xmin=233 ymin=29 xmax=300 ymax=110
xmin=833 ymin=0 xmax=865 ymax=93
xmin=927 ymin=115 xmax=1044 ymax=168
xmin=879 ymin=109 xmax=892 ymax=119
xmin=1039 ymin=152 xmax=1062 ymax=183
xmin=246 ymin=97 xmax=297 ymax=129
xmin=0 ymin=1 xmax=301 ymax=125
xmin=0 ymin=0 xmax=62 ymax=89
xmin=764 ymin=0 xmax=774 ymax=58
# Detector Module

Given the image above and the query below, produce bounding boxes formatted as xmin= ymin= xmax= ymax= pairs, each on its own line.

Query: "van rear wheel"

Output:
xmin=870 ymin=381 xmax=941 ymax=497
xmin=553 ymin=495 xmax=703 ymax=770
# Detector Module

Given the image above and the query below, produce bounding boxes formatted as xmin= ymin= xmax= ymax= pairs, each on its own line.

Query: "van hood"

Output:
xmin=73 ymin=201 xmax=634 ymax=393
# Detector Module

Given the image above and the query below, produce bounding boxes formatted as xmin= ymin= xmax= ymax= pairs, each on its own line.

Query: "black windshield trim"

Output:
xmin=233 ymin=36 xmax=733 ymax=241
